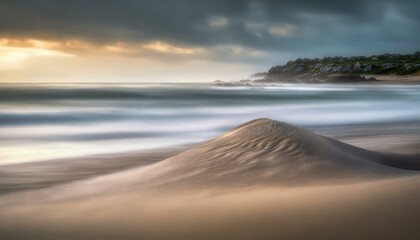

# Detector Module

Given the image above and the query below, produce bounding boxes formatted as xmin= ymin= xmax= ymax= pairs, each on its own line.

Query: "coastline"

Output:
xmin=215 ymin=74 xmax=420 ymax=86
xmin=364 ymin=74 xmax=420 ymax=83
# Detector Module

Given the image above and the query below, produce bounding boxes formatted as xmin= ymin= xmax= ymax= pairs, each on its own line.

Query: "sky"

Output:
xmin=0 ymin=0 xmax=419 ymax=83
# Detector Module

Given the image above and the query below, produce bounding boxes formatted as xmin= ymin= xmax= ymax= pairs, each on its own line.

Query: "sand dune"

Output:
xmin=0 ymin=118 xmax=419 ymax=239
xmin=2 ymin=118 xmax=419 ymax=199
xmin=142 ymin=118 xmax=418 ymax=188
xmin=36 ymin=118 xmax=416 ymax=196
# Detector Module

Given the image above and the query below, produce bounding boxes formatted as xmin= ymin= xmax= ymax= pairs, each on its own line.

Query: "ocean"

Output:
xmin=1 ymin=83 xmax=420 ymax=165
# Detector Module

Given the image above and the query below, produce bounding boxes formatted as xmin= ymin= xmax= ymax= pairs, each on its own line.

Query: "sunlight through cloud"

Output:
xmin=143 ymin=41 xmax=202 ymax=55
xmin=0 ymin=38 xmax=73 ymax=68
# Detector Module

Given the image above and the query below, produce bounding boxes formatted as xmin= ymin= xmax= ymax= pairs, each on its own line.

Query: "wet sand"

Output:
xmin=0 ymin=147 xmax=184 ymax=195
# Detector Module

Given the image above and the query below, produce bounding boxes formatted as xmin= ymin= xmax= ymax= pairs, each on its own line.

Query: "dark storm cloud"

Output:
xmin=0 ymin=0 xmax=419 ymax=59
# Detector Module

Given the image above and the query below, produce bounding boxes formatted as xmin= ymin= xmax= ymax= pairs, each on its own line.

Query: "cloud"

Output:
xmin=268 ymin=24 xmax=297 ymax=37
xmin=0 ymin=0 xmax=419 ymax=80
xmin=0 ymin=38 xmax=73 ymax=69
xmin=208 ymin=16 xmax=230 ymax=28
xmin=143 ymin=41 xmax=202 ymax=55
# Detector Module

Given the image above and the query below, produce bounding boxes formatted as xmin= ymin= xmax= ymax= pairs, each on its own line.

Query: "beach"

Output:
xmin=1 ymin=84 xmax=420 ymax=239
xmin=0 ymin=119 xmax=420 ymax=239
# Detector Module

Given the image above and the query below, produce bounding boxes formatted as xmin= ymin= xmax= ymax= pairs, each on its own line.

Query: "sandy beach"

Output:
xmin=1 ymin=119 xmax=419 ymax=240
xmin=366 ymin=74 xmax=420 ymax=83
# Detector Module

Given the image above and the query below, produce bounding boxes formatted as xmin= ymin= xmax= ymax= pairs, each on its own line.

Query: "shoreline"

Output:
xmin=216 ymin=74 xmax=420 ymax=86
xmin=0 ymin=146 xmax=186 ymax=195
xmin=364 ymin=74 xmax=420 ymax=83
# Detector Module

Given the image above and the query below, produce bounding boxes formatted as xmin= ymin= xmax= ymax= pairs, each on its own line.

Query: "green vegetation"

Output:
xmin=268 ymin=52 xmax=420 ymax=76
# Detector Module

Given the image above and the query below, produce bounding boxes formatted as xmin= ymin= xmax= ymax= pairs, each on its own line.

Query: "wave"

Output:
xmin=1 ymin=83 xmax=420 ymax=164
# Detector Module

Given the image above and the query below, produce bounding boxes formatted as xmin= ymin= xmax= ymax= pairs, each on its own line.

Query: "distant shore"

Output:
xmin=217 ymin=51 xmax=420 ymax=85
xmin=366 ymin=74 xmax=420 ymax=82
xmin=215 ymin=74 xmax=420 ymax=86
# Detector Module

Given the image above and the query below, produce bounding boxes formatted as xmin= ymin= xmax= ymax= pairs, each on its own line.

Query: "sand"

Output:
xmin=0 ymin=147 xmax=183 ymax=194
xmin=366 ymin=74 xmax=420 ymax=82
xmin=2 ymin=176 xmax=420 ymax=240
xmin=0 ymin=118 xmax=419 ymax=239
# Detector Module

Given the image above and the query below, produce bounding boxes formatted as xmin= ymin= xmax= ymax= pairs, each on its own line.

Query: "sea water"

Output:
xmin=1 ymin=83 xmax=420 ymax=165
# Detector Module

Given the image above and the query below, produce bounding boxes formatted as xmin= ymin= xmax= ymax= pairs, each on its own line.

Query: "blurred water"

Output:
xmin=1 ymin=83 xmax=420 ymax=165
